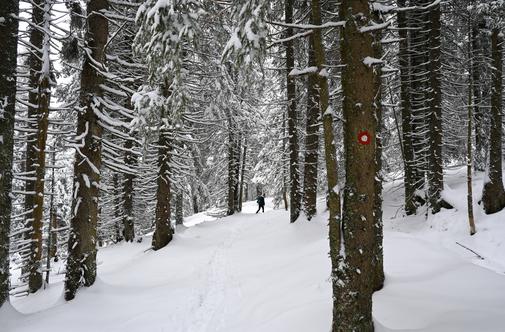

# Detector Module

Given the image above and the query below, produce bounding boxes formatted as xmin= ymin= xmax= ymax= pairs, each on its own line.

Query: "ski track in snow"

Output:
xmin=182 ymin=222 xmax=240 ymax=332
xmin=3 ymin=171 xmax=505 ymax=331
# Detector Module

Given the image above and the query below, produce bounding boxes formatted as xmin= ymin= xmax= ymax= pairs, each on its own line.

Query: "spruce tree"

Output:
xmin=65 ymin=0 xmax=109 ymax=301
xmin=0 ymin=0 xmax=20 ymax=308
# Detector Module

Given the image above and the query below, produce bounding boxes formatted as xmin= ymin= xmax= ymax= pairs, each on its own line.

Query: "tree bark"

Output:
xmin=24 ymin=0 xmax=52 ymax=293
xmin=409 ymin=1 xmax=429 ymax=206
xmin=175 ymin=190 xmax=183 ymax=225
xmin=233 ymin=134 xmax=241 ymax=212
xmin=397 ymin=0 xmax=416 ymax=215
xmin=303 ymin=34 xmax=320 ymax=220
xmin=65 ymin=0 xmax=108 ymax=301
xmin=285 ymin=0 xmax=301 ymax=223
xmin=427 ymin=2 xmax=445 ymax=214
xmin=226 ymin=111 xmax=236 ymax=215
xmin=0 ymin=0 xmax=20 ymax=307
xmin=152 ymin=83 xmax=174 ymax=250
xmin=337 ymin=0 xmax=383 ymax=329
xmin=238 ymin=141 xmax=247 ymax=212
xmin=482 ymin=28 xmax=505 ymax=214
xmin=309 ymin=0 xmax=342 ymax=330
xmin=122 ymin=138 xmax=135 ymax=242
xmin=113 ymin=173 xmax=123 ymax=243
xmin=472 ymin=20 xmax=485 ymax=172
xmin=467 ymin=22 xmax=476 ymax=236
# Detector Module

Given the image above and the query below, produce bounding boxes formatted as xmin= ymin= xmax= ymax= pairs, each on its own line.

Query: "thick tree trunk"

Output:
xmin=152 ymin=83 xmax=173 ymax=249
xmin=309 ymin=1 xmax=342 ymax=330
xmin=64 ymin=0 xmax=108 ymax=301
xmin=285 ymin=0 xmax=301 ymax=223
xmin=303 ymin=35 xmax=320 ymax=220
xmin=337 ymin=0 xmax=382 ymax=329
xmin=0 ymin=0 xmax=20 ymax=307
xmin=427 ymin=2 xmax=445 ymax=214
xmin=122 ymin=138 xmax=135 ymax=242
xmin=482 ymin=29 xmax=505 ymax=214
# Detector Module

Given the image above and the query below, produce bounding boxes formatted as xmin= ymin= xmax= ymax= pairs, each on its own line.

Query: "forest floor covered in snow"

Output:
xmin=2 ymin=166 xmax=505 ymax=332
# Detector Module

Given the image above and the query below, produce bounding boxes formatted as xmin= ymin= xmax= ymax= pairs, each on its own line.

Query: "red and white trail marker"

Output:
xmin=358 ymin=130 xmax=371 ymax=145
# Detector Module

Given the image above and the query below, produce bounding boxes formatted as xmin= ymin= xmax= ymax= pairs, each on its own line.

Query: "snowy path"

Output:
xmin=3 ymin=192 xmax=505 ymax=331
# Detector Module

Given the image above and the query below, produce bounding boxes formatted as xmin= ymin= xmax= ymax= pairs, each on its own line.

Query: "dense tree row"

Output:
xmin=1 ymin=0 xmax=505 ymax=330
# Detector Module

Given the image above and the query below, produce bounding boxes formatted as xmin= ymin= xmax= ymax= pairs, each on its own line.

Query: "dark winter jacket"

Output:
xmin=256 ymin=196 xmax=265 ymax=206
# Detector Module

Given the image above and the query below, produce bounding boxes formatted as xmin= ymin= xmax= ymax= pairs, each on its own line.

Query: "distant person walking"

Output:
xmin=256 ymin=194 xmax=265 ymax=214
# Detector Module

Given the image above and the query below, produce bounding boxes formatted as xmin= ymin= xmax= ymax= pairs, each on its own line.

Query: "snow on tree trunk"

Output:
xmin=24 ymin=0 xmax=54 ymax=294
xmin=427 ymin=1 xmax=448 ymax=214
xmin=285 ymin=0 xmax=301 ymax=223
xmin=337 ymin=0 xmax=383 ymax=329
xmin=152 ymin=84 xmax=174 ymax=250
xmin=122 ymin=138 xmax=135 ymax=242
xmin=238 ymin=141 xmax=247 ymax=212
xmin=0 ymin=0 xmax=20 ymax=308
xmin=467 ymin=20 xmax=477 ymax=236
xmin=472 ymin=19 xmax=485 ymax=172
xmin=227 ymin=111 xmax=236 ymax=216
xmin=397 ymin=0 xmax=417 ymax=215
xmin=65 ymin=0 xmax=109 ymax=301
xmin=303 ymin=33 xmax=320 ymax=221
xmin=309 ymin=0 xmax=342 ymax=330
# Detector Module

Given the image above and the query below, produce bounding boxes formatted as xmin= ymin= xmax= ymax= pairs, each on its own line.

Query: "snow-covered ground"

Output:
xmin=2 ymin=167 xmax=505 ymax=331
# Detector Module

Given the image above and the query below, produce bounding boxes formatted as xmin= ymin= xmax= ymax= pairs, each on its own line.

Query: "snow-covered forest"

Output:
xmin=1 ymin=0 xmax=505 ymax=331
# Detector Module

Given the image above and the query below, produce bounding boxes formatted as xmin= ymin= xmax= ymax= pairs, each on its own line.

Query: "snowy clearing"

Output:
xmin=2 ymin=168 xmax=505 ymax=332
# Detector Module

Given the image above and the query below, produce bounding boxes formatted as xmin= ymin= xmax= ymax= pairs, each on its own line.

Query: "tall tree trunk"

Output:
xmin=233 ymin=134 xmax=241 ymax=212
xmin=64 ymin=0 xmax=108 ymax=301
xmin=337 ymin=0 xmax=382 ymax=329
xmin=152 ymin=83 xmax=173 ymax=250
xmin=122 ymin=138 xmax=135 ymax=242
xmin=0 ymin=0 xmax=20 ymax=307
xmin=175 ymin=190 xmax=183 ymax=225
xmin=238 ymin=141 xmax=247 ymax=212
xmin=45 ymin=149 xmax=57 ymax=286
xmin=113 ymin=173 xmax=122 ymax=243
xmin=472 ymin=20 xmax=485 ymax=172
xmin=191 ymin=146 xmax=202 ymax=214
xmin=309 ymin=0 xmax=342 ymax=330
xmin=282 ymin=113 xmax=289 ymax=211
xmin=25 ymin=0 xmax=52 ymax=293
xmin=226 ymin=112 xmax=235 ymax=215
xmin=285 ymin=0 xmax=301 ymax=223
xmin=427 ymin=2 xmax=444 ymax=213
xmin=397 ymin=0 xmax=416 ymax=215
xmin=48 ymin=150 xmax=58 ymax=261
xmin=467 ymin=22 xmax=476 ymax=236
xmin=372 ymin=7 xmax=384 ymax=292
xmin=303 ymin=35 xmax=320 ymax=220
xmin=482 ymin=28 xmax=505 ymax=214
xmin=409 ymin=2 xmax=429 ymax=206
